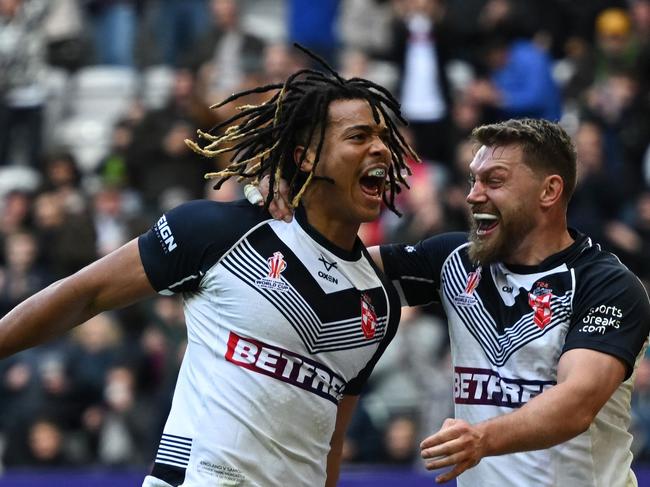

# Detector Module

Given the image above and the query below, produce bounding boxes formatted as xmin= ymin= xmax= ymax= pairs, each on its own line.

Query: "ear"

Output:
xmin=540 ymin=175 xmax=564 ymax=209
xmin=293 ymin=145 xmax=314 ymax=173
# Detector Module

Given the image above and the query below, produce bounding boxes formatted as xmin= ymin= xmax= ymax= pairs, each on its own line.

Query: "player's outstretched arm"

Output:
xmin=420 ymin=348 xmax=626 ymax=483
xmin=326 ymin=395 xmax=359 ymax=487
xmin=0 ymin=239 xmax=156 ymax=359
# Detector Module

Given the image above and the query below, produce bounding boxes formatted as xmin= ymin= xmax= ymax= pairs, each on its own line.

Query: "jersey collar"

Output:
xmin=294 ymin=205 xmax=363 ymax=261
xmin=501 ymin=228 xmax=590 ymax=274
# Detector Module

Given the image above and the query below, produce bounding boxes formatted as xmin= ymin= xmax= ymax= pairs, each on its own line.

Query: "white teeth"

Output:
xmin=473 ymin=213 xmax=498 ymax=221
xmin=366 ymin=168 xmax=386 ymax=178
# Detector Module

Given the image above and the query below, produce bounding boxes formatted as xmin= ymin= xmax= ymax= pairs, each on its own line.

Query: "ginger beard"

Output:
xmin=467 ymin=200 xmax=536 ymax=266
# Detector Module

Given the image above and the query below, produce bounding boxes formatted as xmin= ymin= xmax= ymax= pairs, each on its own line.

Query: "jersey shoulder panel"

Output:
xmin=565 ymin=248 xmax=650 ymax=378
xmin=138 ymin=199 xmax=271 ymax=293
xmin=380 ymin=232 xmax=468 ymax=306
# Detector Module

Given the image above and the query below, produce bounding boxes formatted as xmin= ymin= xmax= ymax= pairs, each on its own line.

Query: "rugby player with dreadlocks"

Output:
xmin=0 ymin=47 xmax=418 ymax=486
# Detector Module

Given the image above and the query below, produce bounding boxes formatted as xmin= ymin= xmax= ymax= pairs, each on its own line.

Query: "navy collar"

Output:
xmin=501 ymin=228 xmax=589 ymax=274
xmin=294 ymin=205 xmax=363 ymax=261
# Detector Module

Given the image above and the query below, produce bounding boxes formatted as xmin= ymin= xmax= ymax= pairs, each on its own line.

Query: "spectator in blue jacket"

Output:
xmin=466 ymin=35 xmax=562 ymax=122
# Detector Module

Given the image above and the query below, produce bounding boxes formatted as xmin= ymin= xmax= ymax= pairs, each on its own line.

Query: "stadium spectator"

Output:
xmin=386 ymin=0 xmax=454 ymax=164
xmin=152 ymin=0 xmax=210 ymax=67
xmin=466 ymin=34 xmax=562 ymax=122
xmin=0 ymin=231 xmax=51 ymax=316
xmin=43 ymin=0 xmax=87 ymax=71
xmin=0 ymin=190 xmax=33 ymax=240
xmin=12 ymin=418 xmax=74 ymax=467
xmin=380 ymin=415 xmax=419 ymax=465
xmin=0 ymin=0 xmax=48 ymax=167
xmin=189 ymin=0 xmax=266 ymax=102
xmin=84 ymin=0 xmax=140 ymax=66
xmin=287 ymin=0 xmax=340 ymax=65
xmin=91 ymin=365 xmax=151 ymax=466
xmin=127 ymin=68 xmax=216 ymax=212
xmin=32 ymin=190 xmax=96 ymax=280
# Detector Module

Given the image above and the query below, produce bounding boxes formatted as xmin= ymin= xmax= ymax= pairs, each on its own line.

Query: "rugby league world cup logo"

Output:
xmin=255 ymin=251 xmax=290 ymax=292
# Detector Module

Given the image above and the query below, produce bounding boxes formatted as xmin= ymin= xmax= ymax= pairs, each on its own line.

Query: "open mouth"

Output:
xmin=359 ymin=167 xmax=386 ymax=198
xmin=473 ymin=213 xmax=499 ymax=236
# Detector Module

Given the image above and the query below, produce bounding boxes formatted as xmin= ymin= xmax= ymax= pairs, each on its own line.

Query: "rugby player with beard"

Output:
xmin=254 ymin=117 xmax=650 ymax=486
xmin=378 ymin=118 xmax=650 ymax=486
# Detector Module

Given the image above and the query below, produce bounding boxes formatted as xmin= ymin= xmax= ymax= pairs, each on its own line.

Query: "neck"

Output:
xmin=301 ymin=202 xmax=359 ymax=252
xmin=506 ymin=217 xmax=574 ymax=266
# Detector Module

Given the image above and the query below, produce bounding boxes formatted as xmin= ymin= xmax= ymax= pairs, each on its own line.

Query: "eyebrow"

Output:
xmin=469 ymin=164 xmax=510 ymax=177
xmin=344 ymin=125 xmax=390 ymax=137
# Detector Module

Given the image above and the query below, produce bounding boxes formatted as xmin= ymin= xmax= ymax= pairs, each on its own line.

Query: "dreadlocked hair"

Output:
xmin=185 ymin=44 xmax=420 ymax=215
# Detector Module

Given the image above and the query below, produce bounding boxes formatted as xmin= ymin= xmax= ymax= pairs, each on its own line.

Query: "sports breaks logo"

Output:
xmin=453 ymin=266 xmax=482 ymax=307
xmin=255 ymin=251 xmax=290 ymax=292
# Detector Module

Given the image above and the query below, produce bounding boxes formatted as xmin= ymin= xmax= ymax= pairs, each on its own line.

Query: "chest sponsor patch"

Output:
xmin=225 ymin=332 xmax=345 ymax=404
xmin=454 ymin=366 xmax=555 ymax=409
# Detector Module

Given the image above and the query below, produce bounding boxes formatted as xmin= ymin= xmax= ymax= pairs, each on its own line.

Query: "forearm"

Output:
xmin=477 ymin=382 xmax=593 ymax=456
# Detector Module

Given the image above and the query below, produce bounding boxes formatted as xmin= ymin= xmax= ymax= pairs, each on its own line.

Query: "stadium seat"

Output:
xmin=55 ymin=116 xmax=113 ymax=173
xmin=43 ymin=67 xmax=71 ymax=150
xmin=0 ymin=166 xmax=42 ymax=197
xmin=69 ymin=66 xmax=139 ymax=124
xmin=141 ymin=65 xmax=174 ymax=110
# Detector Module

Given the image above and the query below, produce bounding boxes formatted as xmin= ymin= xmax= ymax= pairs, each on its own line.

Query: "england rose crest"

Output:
xmin=528 ymin=283 xmax=553 ymax=329
xmin=360 ymin=293 xmax=377 ymax=339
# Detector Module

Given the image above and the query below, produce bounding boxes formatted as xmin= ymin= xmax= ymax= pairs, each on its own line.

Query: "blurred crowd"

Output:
xmin=1 ymin=0 xmax=650 ymax=472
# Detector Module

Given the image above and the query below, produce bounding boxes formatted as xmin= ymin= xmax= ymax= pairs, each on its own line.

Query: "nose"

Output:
xmin=369 ymin=135 xmax=389 ymax=158
xmin=466 ymin=179 xmax=487 ymax=205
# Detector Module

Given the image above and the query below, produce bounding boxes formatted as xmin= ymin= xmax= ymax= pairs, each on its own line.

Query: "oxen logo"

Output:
xmin=360 ymin=293 xmax=377 ymax=339
xmin=255 ymin=251 xmax=290 ymax=292
xmin=318 ymin=254 xmax=337 ymax=271
xmin=453 ymin=267 xmax=482 ymax=307
xmin=528 ymin=282 xmax=553 ymax=329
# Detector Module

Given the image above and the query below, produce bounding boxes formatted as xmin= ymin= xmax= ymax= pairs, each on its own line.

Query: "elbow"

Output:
xmin=572 ymin=410 xmax=597 ymax=437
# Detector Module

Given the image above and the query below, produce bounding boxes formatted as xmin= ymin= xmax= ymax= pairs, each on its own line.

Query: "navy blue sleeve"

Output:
xmin=564 ymin=262 xmax=650 ymax=380
xmin=138 ymin=199 xmax=270 ymax=294
xmin=379 ymin=233 xmax=468 ymax=306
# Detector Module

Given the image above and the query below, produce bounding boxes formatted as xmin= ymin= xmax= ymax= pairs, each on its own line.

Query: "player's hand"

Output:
xmin=420 ymin=418 xmax=484 ymax=483
xmin=244 ymin=176 xmax=293 ymax=222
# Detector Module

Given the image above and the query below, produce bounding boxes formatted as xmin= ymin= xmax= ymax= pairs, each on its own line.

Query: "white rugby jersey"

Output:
xmin=138 ymin=200 xmax=400 ymax=487
xmin=381 ymin=231 xmax=650 ymax=487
